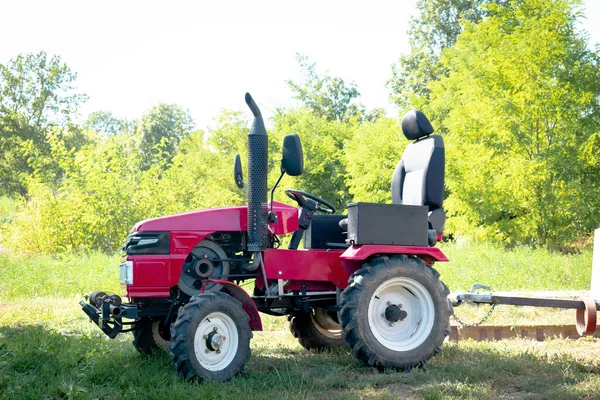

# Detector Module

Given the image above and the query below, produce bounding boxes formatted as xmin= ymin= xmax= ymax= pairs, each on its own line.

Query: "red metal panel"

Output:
xmin=169 ymin=231 xmax=212 ymax=287
xmin=134 ymin=206 xmax=248 ymax=232
xmin=133 ymin=202 xmax=298 ymax=235
xmin=125 ymin=201 xmax=300 ymax=298
xmin=340 ymin=245 xmax=449 ymax=262
xmin=126 ymin=255 xmax=171 ymax=298
xmin=126 ymin=286 xmax=170 ymax=298
xmin=269 ymin=202 xmax=299 ymax=234
xmin=206 ymin=279 xmax=263 ymax=331
xmin=263 ymin=249 xmax=349 ymax=288
xmin=134 ymin=259 xmax=169 ymax=285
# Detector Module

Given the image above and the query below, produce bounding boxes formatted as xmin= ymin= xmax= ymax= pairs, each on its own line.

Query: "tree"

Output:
xmin=429 ymin=0 xmax=600 ymax=248
xmin=207 ymin=110 xmax=248 ymax=158
xmin=287 ymin=54 xmax=365 ymax=122
xmin=272 ymin=108 xmax=355 ymax=211
xmin=0 ymin=52 xmax=87 ymax=196
xmin=137 ymin=103 xmax=195 ymax=170
xmin=344 ymin=117 xmax=406 ymax=204
xmin=388 ymin=0 xmax=499 ymax=111
xmin=84 ymin=111 xmax=130 ymax=135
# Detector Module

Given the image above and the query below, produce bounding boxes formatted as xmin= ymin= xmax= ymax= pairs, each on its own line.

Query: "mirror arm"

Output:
xmin=269 ymin=169 xmax=285 ymax=222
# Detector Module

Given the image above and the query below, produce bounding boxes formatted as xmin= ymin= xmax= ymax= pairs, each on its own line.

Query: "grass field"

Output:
xmin=0 ymin=242 xmax=598 ymax=399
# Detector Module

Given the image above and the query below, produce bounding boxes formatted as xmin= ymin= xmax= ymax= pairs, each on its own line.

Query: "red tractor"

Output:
xmin=81 ymin=93 xmax=452 ymax=382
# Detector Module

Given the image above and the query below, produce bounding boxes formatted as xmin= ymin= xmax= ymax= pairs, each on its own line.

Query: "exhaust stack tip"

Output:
xmin=245 ymin=92 xmax=262 ymax=118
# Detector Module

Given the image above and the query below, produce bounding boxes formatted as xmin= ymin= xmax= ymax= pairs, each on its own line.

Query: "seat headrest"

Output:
xmin=401 ymin=110 xmax=434 ymax=140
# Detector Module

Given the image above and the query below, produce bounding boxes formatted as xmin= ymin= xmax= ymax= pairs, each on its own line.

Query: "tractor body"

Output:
xmin=81 ymin=93 xmax=451 ymax=382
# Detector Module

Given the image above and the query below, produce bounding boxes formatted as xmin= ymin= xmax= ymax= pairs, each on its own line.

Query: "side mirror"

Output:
xmin=234 ymin=154 xmax=245 ymax=189
xmin=281 ymin=134 xmax=304 ymax=176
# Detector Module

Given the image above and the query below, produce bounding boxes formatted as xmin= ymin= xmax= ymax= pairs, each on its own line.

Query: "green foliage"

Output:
xmin=137 ymin=103 xmax=195 ymax=170
xmin=0 ymin=51 xmax=87 ymax=197
xmin=160 ymin=130 xmax=245 ymax=212
xmin=84 ymin=110 xmax=131 ymax=135
xmin=2 ymin=135 xmax=143 ymax=253
xmin=287 ymin=54 xmax=366 ymax=122
xmin=388 ymin=0 xmax=495 ymax=110
xmin=344 ymin=117 xmax=405 ymax=204
xmin=2 ymin=8 xmax=600 ymax=254
xmin=207 ymin=110 xmax=248 ymax=158
xmin=429 ymin=0 xmax=600 ymax=248
xmin=0 ymin=196 xmax=17 ymax=223
xmin=272 ymin=108 xmax=354 ymax=211
xmin=0 ymin=120 xmax=246 ymax=254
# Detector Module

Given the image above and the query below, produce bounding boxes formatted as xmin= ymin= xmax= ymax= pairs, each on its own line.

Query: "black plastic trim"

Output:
xmin=123 ymin=231 xmax=170 ymax=255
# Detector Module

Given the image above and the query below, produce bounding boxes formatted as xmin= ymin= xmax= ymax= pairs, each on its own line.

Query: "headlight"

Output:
xmin=120 ymin=261 xmax=134 ymax=284
xmin=122 ymin=231 xmax=170 ymax=255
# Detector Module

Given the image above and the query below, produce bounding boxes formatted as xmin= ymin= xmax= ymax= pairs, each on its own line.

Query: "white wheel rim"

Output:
xmin=367 ymin=277 xmax=435 ymax=352
xmin=193 ymin=312 xmax=239 ymax=371
xmin=152 ymin=320 xmax=170 ymax=350
xmin=311 ymin=308 xmax=342 ymax=339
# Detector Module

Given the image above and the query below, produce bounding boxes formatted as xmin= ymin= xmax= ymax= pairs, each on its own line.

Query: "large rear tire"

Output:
xmin=169 ymin=292 xmax=252 ymax=382
xmin=289 ymin=308 xmax=345 ymax=351
xmin=340 ymin=255 xmax=452 ymax=371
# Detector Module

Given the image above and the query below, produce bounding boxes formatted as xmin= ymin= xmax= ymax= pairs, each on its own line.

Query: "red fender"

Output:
xmin=340 ymin=244 xmax=449 ymax=262
xmin=205 ymin=279 xmax=263 ymax=331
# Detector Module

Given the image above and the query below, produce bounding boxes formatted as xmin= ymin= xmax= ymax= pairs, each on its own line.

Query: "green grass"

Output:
xmin=0 ymin=242 xmax=592 ymax=301
xmin=0 ymin=243 xmax=598 ymax=399
xmin=440 ymin=241 xmax=593 ymax=292
xmin=1 ymin=298 xmax=599 ymax=400
xmin=0 ymin=252 xmax=120 ymax=301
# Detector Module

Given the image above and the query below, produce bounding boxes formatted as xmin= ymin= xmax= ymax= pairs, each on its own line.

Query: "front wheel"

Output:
xmin=169 ymin=292 xmax=252 ymax=382
xmin=340 ymin=255 xmax=452 ymax=371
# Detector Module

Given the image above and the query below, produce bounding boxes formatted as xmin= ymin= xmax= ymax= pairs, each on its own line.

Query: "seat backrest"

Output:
xmin=391 ymin=110 xmax=444 ymax=211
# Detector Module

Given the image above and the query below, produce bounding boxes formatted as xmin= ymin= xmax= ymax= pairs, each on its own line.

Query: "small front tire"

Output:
xmin=169 ymin=292 xmax=252 ymax=382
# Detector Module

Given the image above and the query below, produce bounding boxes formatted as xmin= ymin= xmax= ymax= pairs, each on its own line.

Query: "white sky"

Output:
xmin=1 ymin=0 xmax=599 ymax=131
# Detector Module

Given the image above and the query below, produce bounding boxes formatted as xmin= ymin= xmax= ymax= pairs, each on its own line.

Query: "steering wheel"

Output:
xmin=285 ymin=189 xmax=336 ymax=214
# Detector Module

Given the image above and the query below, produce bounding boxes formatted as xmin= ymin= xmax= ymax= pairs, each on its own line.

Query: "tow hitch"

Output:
xmin=80 ymin=292 xmax=138 ymax=339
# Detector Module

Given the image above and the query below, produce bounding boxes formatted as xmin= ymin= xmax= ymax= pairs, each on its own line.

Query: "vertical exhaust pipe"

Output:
xmin=245 ymin=93 xmax=268 ymax=252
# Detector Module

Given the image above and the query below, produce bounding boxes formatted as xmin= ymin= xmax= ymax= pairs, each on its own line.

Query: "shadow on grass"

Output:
xmin=0 ymin=325 xmax=598 ymax=400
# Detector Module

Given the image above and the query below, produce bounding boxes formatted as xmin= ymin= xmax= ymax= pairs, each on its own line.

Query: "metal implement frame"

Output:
xmin=453 ymin=291 xmax=599 ymax=336
xmin=454 ymin=293 xmax=600 ymax=310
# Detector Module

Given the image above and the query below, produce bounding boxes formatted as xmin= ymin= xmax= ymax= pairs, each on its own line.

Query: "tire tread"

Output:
xmin=340 ymin=255 xmax=453 ymax=371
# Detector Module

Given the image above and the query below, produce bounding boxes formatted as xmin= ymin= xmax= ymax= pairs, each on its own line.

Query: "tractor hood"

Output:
xmin=133 ymin=202 xmax=298 ymax=235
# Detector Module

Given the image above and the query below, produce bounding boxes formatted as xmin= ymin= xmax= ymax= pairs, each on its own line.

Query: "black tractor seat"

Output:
xmin=336 ymin=109 xmax=446 ymax=246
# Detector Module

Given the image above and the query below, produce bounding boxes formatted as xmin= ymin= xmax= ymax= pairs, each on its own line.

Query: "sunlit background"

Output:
xmin=2 ymin=0 xmax=598 ymax=129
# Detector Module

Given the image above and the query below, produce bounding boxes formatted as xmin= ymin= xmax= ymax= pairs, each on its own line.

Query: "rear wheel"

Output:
xmin=340 ymin=255 xmax=452 ymax=371
xmin=289 ymin=308 xmax=345 ymax=351
xmin=169 ymin=292 xmax=252 ymax=382
xmin=132 ymin=318 xmax=171 ymax=355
